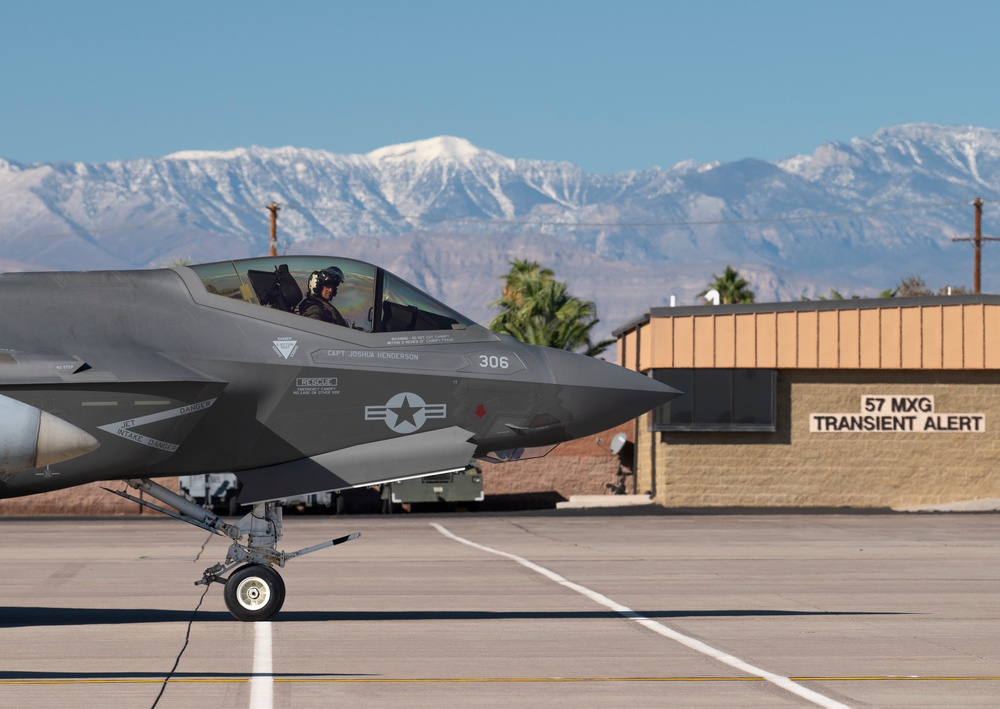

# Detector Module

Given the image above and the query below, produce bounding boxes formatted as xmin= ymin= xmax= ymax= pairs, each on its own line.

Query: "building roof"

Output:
xmin=613 ymin=294 xmax=1000 ymax=337
xmin=615 ymin=294 xmax=1000 ymax=371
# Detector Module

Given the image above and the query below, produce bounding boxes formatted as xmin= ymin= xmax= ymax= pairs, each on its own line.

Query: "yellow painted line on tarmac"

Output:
xmin=1 ymin=676 xmax=1000 ymax=686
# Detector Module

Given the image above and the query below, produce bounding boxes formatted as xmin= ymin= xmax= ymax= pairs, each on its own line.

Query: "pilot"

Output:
xmin=297 ymin=267 xmax=350 ymax=327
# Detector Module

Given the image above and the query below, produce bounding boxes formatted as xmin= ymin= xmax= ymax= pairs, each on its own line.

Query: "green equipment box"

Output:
xmin=381 ymin=466 xmax=484 ymax=512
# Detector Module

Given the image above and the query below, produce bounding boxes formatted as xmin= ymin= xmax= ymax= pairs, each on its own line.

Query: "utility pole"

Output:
xmin=267 ymin=202 xmax=281 ymax=257
xmin=952 ymin=198 xmax=1000 ymax=293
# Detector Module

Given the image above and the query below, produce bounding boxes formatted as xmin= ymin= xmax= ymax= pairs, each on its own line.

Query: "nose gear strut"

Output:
xmin=105 ymin=477 xmax=360 ymax=621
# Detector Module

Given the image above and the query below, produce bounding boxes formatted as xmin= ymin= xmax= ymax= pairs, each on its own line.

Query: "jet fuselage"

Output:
xmin=0 ymin=257 xmax=676 ymax=503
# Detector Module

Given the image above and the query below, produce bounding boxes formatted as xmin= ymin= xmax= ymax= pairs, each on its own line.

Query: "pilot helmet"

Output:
xmin=323 ymin=266 xmax=345 ymax=286
xmin=308 ymin=267 xmax=344 ymax=299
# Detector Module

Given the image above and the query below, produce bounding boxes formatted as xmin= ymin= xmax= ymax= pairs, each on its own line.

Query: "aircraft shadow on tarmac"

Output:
xmin=0 ymin=607 xmax=909 ymax=627
xmin=0 ymin=670 xmax=363 ymax=680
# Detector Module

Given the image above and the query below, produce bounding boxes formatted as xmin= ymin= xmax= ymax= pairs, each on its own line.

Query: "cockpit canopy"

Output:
xmin=189 ymin=256 xmax=474 ymax=333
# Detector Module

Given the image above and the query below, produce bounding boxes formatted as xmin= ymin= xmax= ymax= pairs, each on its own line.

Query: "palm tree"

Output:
xmin=893 ymin=275 xmax=933 ymax=297
xmin=885 ymin=275 xmax=969 ymax=297
xmin=490 ymin=260 xmax=553 ymax=334
xmin=489 ymin=260 xmax=613 ymax=356
xmin=499 ymin=259 xmax=554 ymax=303
xmin=700 ymin=265 xmax=755 ymax=304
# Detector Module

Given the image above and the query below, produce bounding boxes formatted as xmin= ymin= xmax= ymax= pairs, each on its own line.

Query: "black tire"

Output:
xmin=335 ymin=494 xmax=346 ymax=516
xmin=227 ymin=493 xmax=240 ymax=517
xmin=223 ymin=565 xmax=286 ymax=621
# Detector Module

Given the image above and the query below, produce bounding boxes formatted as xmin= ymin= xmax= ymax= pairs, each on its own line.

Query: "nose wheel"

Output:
xmin=106 ymin=478 xmax=360 ymax=621
xmin=224 ymin=564 xmax=286 ymax=621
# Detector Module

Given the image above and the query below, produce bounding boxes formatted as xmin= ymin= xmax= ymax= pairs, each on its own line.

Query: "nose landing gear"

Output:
xmin=106 ymin=478 xmax=360 ymax=621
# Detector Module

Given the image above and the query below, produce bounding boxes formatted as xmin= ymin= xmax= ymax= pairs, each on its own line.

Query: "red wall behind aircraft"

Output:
xmin=0 ymin=425 xmax=633 ymax=515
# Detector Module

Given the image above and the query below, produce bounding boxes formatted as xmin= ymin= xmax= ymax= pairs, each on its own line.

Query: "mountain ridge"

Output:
xmin=1 ymin=123 xmax=997 ymax=338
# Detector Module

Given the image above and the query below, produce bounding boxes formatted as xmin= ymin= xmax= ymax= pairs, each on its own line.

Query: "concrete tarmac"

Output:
xmin=0 ymin=512 xmax=998 ymax=708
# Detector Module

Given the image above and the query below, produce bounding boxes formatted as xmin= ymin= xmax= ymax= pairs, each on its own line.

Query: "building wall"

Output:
xmin=648 ymin=370 xmax=1000 ymax=508
xmin=0 ymin=479 xmax=178 ymax=516
xmin=636 ymin=414 xmax=655 ymax=497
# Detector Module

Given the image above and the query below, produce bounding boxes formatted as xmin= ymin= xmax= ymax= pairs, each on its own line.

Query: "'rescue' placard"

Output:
xmin=810 ymin=395 xmax=985 ymax=433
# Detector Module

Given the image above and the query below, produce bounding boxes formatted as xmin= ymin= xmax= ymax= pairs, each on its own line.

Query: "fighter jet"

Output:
xmin=0 ymin=255 xmax=677 ymax=620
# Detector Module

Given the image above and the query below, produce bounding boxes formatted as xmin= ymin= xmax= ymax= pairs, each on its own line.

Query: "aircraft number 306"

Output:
xmin=478 ymin=354 xmax=510 ymax=369
xmin=467 ymin=352 xmax=525 ymax=375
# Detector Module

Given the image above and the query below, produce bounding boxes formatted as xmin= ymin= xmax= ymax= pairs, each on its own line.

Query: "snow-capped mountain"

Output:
xmin=1 ymin=124 xmax=997 ymax=339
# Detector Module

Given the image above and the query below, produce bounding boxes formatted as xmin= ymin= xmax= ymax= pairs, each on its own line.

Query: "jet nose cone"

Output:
xmin=541 ymin=348 xmax=680 ymax=439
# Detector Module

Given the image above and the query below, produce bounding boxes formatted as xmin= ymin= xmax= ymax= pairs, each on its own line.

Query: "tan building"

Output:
xmin=614 ymin=295 xmax=1000 ymax=509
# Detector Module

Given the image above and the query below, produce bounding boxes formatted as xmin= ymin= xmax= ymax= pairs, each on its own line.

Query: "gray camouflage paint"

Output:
xmin=0 ymin=257 xmax=677 ymax=502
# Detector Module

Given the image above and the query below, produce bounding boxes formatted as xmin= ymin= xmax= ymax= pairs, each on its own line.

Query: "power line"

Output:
xmin=283 ymin=198 xmax=973 ymax=228
xmin=14 ymin=204 xmax=265 ymax=241
xmin=16 ymin=196 xmax=982 ymax=241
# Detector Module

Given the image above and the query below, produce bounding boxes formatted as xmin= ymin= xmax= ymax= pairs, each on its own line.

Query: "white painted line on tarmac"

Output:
xmin=250 ymin=621 xmax=273 ymax=709
xmin=431 ymin=522 xmax=852 ymax=709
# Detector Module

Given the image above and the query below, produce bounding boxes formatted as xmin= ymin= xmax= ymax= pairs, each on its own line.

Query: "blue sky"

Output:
xmin=3 ymin=1 xmax=998 ymax=173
